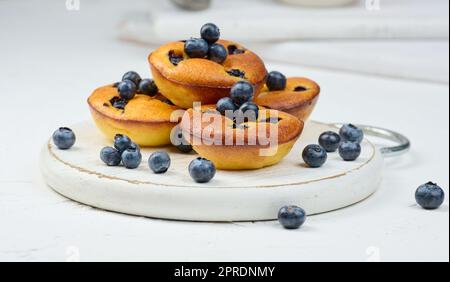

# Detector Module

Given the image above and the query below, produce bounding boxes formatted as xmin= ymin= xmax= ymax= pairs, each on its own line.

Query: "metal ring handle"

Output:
xmin=331 ymin=123 xmax=411 ymax=158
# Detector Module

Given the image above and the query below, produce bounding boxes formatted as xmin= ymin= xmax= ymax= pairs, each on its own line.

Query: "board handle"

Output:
xmin=331 ymin=123 xmax=411 ymax=158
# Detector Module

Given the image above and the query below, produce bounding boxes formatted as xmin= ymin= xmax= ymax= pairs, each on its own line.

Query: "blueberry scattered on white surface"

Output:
xmin=340 ymin=124 xmax=364 ymax=144
xmin=122 ymin=71 xmax=142 ymax=86
xmin=121 ymin=147 xmax=142 ymax=169
xmin=239 ymin=102 xmax=259 ymax=121
xmin=339 ymin=141 xmax=362 ymax=161
xmin=266 ymin=71 xmax=287 ymax=91
xmin=148 ymin=151 xmax=171 ymax=174
xmin=200 ymin=23 xmax=221 ymax=44
xmin=52 ymin=127 xmax=76 ymax=150
xmin=114 ymin=134 xmax=133 ymax=153
xmin=118 ymin=80 xmax=137 ymax=100
xmin=138 ymin=79 xmax=158 ymax=96
xmin=208 ymin=43 xmax=228 ymax=64
xmin=184 ymin=38 xmax=209 ymax=58
xmin=100 ymin=147 xmax=122 ymax=166
xmin=302 ymin=144 xmax=328 ymax=168
xmin=216 ymin=97 xmax=238 ymax=116
xmin=278 ymin=206 xmax=307 ymax=230
xmin=230 ymin=81 xmax=254 ymax=106
xmin=319 ymin=131 xmax=341 ymax=153
xmin=189 ymin=157 xmax=216 ymax=183
xmin=171 ymin=127 xmax=193 ymax=154
xmin=416 ymin=182 xmax=445 ymax=210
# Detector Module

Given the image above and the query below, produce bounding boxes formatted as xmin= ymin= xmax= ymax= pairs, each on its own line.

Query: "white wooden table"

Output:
xmin=0 ymin=0 xmax=448 ymax=262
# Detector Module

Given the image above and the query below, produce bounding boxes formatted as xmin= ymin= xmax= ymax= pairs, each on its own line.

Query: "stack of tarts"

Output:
xmin=88 ymin=23 xmax=320 ymax=171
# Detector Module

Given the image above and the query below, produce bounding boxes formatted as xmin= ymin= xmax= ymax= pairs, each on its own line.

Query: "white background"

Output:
xmin=0 ymin=0 xmax=448 ymax=262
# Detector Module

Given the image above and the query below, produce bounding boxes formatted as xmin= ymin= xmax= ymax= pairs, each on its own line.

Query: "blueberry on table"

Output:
xmin=339 ymin=141 xmax=362 ymax=161
xmin=230 ymin=81 xmax=254 ymax=106
xmin=216 ymin=97 xmax=238 ymax=116
xmin=148 ymin=152 xmax=171 ymax=174
xmin=171 ymin=127 xmax=193 ymax=153
xmin=100 ymin=147 xmax=122 ymax=166
xmin=319 ymin=131 xmax=341 ymax=153
xmin=189 ymin=157 xmax=216 ymax=183
xmin=118 ymin=80 xmax=137 ymax=100
xmin=302 ymin=144 xmax=328 ymax=168
xmin=122 ymin=71 xmax=141 ymax=86
xmin=184 ymin=38 xmax=209 ymax=58
xmin=200 ymin=23 xmax=221 ymax=44
xmin=114 ymin=134 xmax=133 ymax=153
xmin=121 ymin=147 xmax=142 ymax=169
xmin=266 ymin=71 xmax=287 ymax=91
xmin=340 ymin=124 xmax=364 ymax=144
xmin=138 ymin=79 xmax=158 ymax=96
xmin=52 ymin=127 xmax=76 ymax=150
xmin=278 ymin=206 xmax=307 ymax=230
xmin=239 ymin=102 xmax=259 ymax=121
xmin=208 ymin=43 xmax=228 ymax=64
xmin=416 ymin=182 xmax=445 ymax=210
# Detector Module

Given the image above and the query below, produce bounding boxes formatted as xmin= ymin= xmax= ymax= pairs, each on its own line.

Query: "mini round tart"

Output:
xmin=180 ymin=105 xmax=304 ymax=170
xmin=149 ymin=40 xmax=268 ymax=109
xmin=88 ymin=85 xmax=182 ymax=147
xmin=254 ymin=77 xmax=320 ymax=122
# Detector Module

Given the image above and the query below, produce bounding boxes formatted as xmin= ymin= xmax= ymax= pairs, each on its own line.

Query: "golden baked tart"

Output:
xmin=254 ymin=77 xmax=320 ymax=122
xmin=149 ymin=40 xmax=268 ymax=109
xmin=88 ymin=84 xmax=182 ymax=147
xmin=180 ymin=105 xmax=304 ymax=170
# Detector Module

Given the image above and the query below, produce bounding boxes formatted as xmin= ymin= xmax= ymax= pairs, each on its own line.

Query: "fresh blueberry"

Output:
xmin=266 ymin=71 xmax=287 ymax=91
xmin=52 ymin=127 xmax=76 ymax=150
xmin=148 ymin=151 xmax=171 ymax=174
xmin=278 ymin=206 xmax=307 ymax=230
xmin=302 ymin=144 xmax=328 ymax=168
xmin=122 ymin=71 xmax=141 ymax=86
xmin=216 ymin=97 xmax=237 ymax=116
xmin=121 ymin=147 xmax=142 ymax=169
xmin=189 ymin=157 xmax=216 ymax=183
xmin=138 ymin=79 xmax=158 ymax=96
xmin=339 ymin=141 xmax=362 ymax=161
xmin=416 ymin=182 xmax=445 ymax=210
xmin=319 ymin=131 xmax=341 ymax=153
xmin=171 ymin=127 xmax=193 ymax=153
xmin=114 ymin=134 xmax=133 ymax=152
xmin=184 ymin=38 xmax=209 ymax=58
xmin=208 ymin=43 xmax=228 ymax=64
xmin=118 ymin=80 xmax=137 ymax=100
xmin=239 ymin=102 xmax=259 ymax=121
xmin=100 ymin=147 xmax=122 ymax=166
xmin=340 ymin=124 xmax=364 ymax=144
xmin=230 ymin=81 xmax=254 ymax=106
xmin=200 ymin=23 xmax=220 ymax=44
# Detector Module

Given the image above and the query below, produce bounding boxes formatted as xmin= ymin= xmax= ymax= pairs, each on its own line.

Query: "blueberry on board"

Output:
xmin=148 ymin=151 xmax=171 ymax=174
xmin=118 ymin=80 xmax=137 ymax=100
xmin=100 ymin=147 xmax=122 ymax=166
xmin=302 ymin=144 xmax=328 ymax=168
xmin=121 ymin=147 xmax=142 ymax=169
xmin=278 ymin=206 xmax=307 ymax=230
xmin=114 ymin=134 xmax=133 ymax=153
xmin=339 ymin=141 xmax=362 ymax=161
xmin=340 ymin=124 xmax=364 ymax=144
xmin=319 ymin=131 xmax=341 ymax=153
xmin=200 ymin=23 xmax=221 ymax=44
xmin=122 ymin=71 xmax=141 ymax=86
xmin=184 ymin=38 xmax=209 ymax=58
xmin=230 ymin=81 xmax=254 ymax=106
xmin=208 ymin=43 xmax=228 ymax=64
xmin=416 ymin=182 xmax=445 ymax=210
xmin=52 ymin=127 xmax=76 ymax=150
xmin=138 ymin=79 xmax=158 ymax=96
xmin=216 ymin=97 xmax=237 ymax=116
xmin=189 ymin=157 xmax=216 ymax=183
xmin=266 ymin=71 xmax=287 ymax=91
xmin=239 ymin=102 xmax=259 ymax=122
xmin=171 ymin=127 xmax=193 ymax=153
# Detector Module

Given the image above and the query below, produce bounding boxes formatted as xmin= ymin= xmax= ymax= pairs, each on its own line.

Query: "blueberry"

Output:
xmin=216 ymin=97 xmax=237 ymax=116
xmin=184 ymin=38 xmax=209 ymax=58
xmin=339 ymin=141 xmax=362 ymax=161
xmin=340 ymin=124 xmax=364 ymax=144
xmin=200 ymin=23 xmax=220 ymax=44
xmin=114 ymin=134 xmax=132 ymax=153
xmin=239 ymin=102 xmax=259 ymax=121
xmin=149 ymin=151 xmax=171 ymax=174
xmin=171 ymin=127 xmax=193 ymax=153
xmin=122 ymin=71 xmax=141 ymax=86
xmin=52 ymin=127 xmax=76 ymax=150
xmin=230 ymin=81 xmax=254 ymax=106
xmin=100 ymin=147 xmax=122 ymax=166
xmin=267 ymin=71 xmax=287 ymax=91
xmin=138 ymin=79 xmax=158 ymax=96
xmin=278 ymin=206 xmax=307 ymax=230
xmin=208 ymin=43 xmax=228 ymax=64
xmin=319 ymin=131 xmax=341 ymax=153
xmin=302 ymin=144 xmax=328 ymax=168
xmin=189 ymin=157 xmax=216 ymax=183
xmin=121 ymin=147 xmax=142 ymax=169
xmin=118 ymin=80 xmax=137 ymax=100
xmin=416 ymin=182 xmax=445 ymax=210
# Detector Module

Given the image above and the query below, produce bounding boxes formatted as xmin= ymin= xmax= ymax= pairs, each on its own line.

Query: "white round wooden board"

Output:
xmin=40 ymin=121 xmax=384 ymax=222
